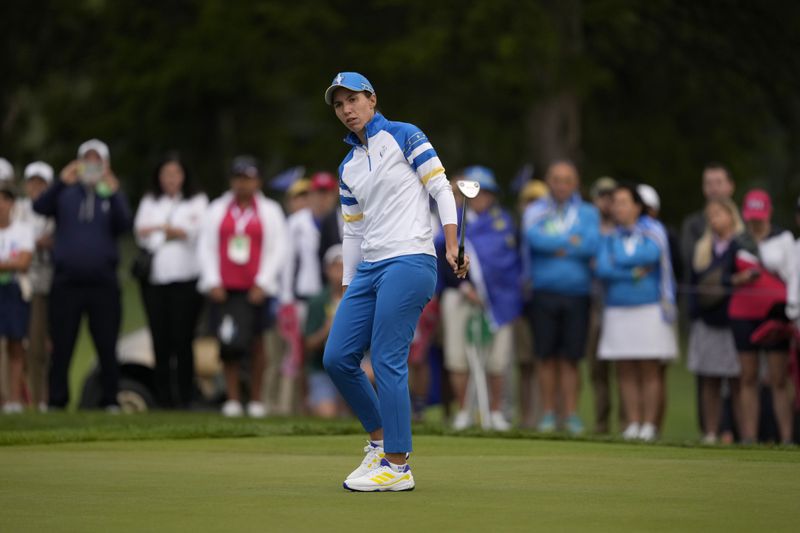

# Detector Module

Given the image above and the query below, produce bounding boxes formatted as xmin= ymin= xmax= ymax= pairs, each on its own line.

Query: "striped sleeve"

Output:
xmin=338 ymin=150 xmax=363 ymax=225
xmin=339 ymin=178 xmax=363 ymax=224
xmin=404 ymin=129 xmax=445 ymax=187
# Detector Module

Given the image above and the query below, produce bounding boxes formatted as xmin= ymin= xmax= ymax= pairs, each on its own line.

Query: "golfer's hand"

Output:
xmin=209 ymin=286 xmax=227 ymax=303
xmin=446 ymin=247 xmax=470 ymax=279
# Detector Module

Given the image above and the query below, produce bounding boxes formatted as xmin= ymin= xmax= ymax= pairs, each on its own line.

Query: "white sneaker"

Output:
xmin=2 ymin=402 xmax=23 ymax=414
xmin=346 ymin=441 xmax=385 ymax=480
xmin=701 ymin=433 xmax=717 ymax=445
xmin=490 ymin=411 xmax=512 ymax=432
xmin=221 ymin=400 xmax=244 ymax=417
xmin=622 ymin=423 xmax=640 ymax=440
xmin=343 ymin=458 xmax=415 ymax=492
xmin=37 ymin=402 xmax=48 ymax=414
xmin=638 ymin=423 xmax=657 ymax=442
xmin=452 ymin=410 xmax=472 ymax=431
xmin=246 ymin=401 xmax=267 ymax=418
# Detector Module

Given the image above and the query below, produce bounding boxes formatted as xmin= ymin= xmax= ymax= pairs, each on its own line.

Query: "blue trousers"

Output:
xmin=323 ymin=254 xmax=436 ymax=453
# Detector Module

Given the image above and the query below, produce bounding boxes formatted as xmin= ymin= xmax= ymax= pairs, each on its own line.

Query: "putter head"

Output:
xmin=456 ymin=180 xmax=481 ymax=199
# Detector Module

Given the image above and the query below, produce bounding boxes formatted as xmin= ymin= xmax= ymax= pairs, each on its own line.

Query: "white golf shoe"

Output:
xmin=346 ymin=441 xmax=386 ymax=481
xmin=343 ymin=458 xmax=415 ymax=492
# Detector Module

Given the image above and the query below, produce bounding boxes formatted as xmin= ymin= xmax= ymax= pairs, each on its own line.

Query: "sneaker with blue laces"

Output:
xmin=537 ymin=412 xmax=556 ymax=433
xmin=343 ymin=458 xmax=415 ymax=492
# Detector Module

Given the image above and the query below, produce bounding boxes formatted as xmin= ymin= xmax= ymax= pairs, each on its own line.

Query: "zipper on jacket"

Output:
xmin=362 ymin=145 xmax=371 ymax=171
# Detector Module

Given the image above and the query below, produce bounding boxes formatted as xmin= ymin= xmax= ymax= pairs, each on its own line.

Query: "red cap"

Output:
xmin=310 ymin=171 xmax=337 ymax=192
xmin=742 ymin=189 xmax=772 ymax=221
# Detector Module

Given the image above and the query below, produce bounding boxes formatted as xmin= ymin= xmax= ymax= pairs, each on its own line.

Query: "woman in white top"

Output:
xmin=321 ymin=72 xmax=468 ymax=492
xmin=134 ymin=155 xmax=208 ymax=409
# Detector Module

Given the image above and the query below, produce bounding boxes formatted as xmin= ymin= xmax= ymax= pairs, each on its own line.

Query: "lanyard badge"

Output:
xmin=227 ymin=205 xmax=255 ymax=265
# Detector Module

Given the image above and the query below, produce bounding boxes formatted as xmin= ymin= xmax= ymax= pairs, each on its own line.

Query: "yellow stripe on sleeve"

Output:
xmin=343 ymin=212 xmax=364 ymax=223
xmin=420 ymin=167 xmax=445 ymax=185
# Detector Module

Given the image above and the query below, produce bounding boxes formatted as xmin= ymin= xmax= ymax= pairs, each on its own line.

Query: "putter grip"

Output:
xmin=457 ymin=245 xmax=464 ymax=267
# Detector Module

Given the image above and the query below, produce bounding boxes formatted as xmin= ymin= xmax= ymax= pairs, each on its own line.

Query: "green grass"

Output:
xmin=1 ymin=432 xmax=798 ymax=533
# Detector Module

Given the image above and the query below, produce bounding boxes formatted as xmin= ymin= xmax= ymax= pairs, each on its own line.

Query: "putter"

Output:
xmin=456 ymin=180 xmax=481 ymax=267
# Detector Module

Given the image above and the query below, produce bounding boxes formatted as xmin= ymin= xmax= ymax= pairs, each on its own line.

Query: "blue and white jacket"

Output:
xmin=523 ymin=194 xmax=600 ymax=296
xmin=338 ymin=113 xmax=457 ymax=285
xmin=596 ymin=216 xmax=676 ymax=314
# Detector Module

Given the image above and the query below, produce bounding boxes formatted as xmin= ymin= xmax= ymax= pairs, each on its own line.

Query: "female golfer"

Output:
xmin=322 ymin=72 xmax=468 ymax=491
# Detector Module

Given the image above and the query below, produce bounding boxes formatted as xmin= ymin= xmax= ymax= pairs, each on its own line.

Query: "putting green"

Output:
xmin=1 ymin=435 xmax=798 ymax=532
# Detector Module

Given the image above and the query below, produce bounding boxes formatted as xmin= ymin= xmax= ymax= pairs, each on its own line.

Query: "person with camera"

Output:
xmin=33 ymin=139 xmax=132 ymax=411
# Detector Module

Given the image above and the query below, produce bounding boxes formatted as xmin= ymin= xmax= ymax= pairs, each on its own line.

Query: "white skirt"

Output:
xmin=598 ymin=303 xmax=678 ymax=360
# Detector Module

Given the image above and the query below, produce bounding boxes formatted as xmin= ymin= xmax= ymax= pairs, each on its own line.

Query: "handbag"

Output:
xmin=130 ymin=247 xmax=154 ymax=283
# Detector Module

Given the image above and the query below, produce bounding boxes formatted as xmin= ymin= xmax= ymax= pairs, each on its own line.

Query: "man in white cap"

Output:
xmin=33 ymin=140 xmax=132 ymax=411
xmin=15 ymin=162 xmax=56 ymax=410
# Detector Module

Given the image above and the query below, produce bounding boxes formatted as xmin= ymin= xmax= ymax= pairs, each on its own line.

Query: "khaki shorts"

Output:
xmin=440 ymin=288 xmax=513 ymax=375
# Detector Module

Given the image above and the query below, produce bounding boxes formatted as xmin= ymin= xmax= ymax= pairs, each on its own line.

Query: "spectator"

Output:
xmin=585 ymin=176 xmax=617 ymax=434
xmin=680 ymin=163 xmax=735 ymax=272
xmin=303 ymin=245 xmax=345 ymax=418
xmin=33 ymin=139 xmax=132 ymax=411
xmin=444 ymin=166 xmax=522 ymax=431
xmin=277 ymin=171 xmax=339 ymax=412
xmin=281 ymin=172 xmax=339 ymax=305
xmin=523 ymin=161 xmax=600 ymax=435
xmin=198 ymin=156 xmax=289 ymax=418
xmin=16 ymin=162 xmax=55 ymax=412
xmin=679 ymin=163 xmax=735 ymax=435
xmin=515 ymin=179 xmax=548 ymax=428
xmin=727 ymin=189 xmax=797 ymax=444
xmin=0 ymin=184 xmax=34 ymax=414
xmin=285 ymin=178 xmax=310 ymax=215
xmin=637 ymin=183 xmax=681 ymax=432
xmin=687 ymin=198 xmax=743 ymax=444
xmin=134 ymin=154 xmax=208 ymax=409
xmin=597 ymin=184 xmax=677 ymax=442
xmin=639 ymin=184 xmax=683 ymax=284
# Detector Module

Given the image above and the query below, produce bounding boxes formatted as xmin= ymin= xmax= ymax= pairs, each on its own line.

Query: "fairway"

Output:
xmin=2 ymin=432 xmax=799 ymax=533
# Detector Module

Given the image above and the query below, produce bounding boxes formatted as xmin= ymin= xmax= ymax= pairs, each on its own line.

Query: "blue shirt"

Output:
xmin=524 ymin=199 xmax=599 ymax=295
xmin=468 ymin=206 xmax=523 ymax=327
xmin=596 ymin=230 xmax=662 ymax=306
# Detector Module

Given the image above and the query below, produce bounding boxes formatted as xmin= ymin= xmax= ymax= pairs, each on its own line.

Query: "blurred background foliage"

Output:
xmin=2 ymin=0 xmax=800 ymax=225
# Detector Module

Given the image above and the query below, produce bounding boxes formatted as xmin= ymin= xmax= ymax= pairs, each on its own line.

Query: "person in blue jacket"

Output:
xmin=440 ymin=166 xmax=522 ymax=431
xmin=596 ymin=183 xmax=677 ymax=442
xmin=33 ymin=139 xmax=132 ymax=410
xmin=523 ymin=160 xmax=599 ymax=435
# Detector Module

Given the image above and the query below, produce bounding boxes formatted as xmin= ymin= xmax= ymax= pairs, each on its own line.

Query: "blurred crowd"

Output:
xmin=1 ymin=142 xmax=799 ymax=445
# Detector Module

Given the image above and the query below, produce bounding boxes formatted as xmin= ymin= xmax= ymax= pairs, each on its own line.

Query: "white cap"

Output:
xmin=0 ymin=157 xmax=14 ymax=182
xmin=637 ymin=183 xmax=660 ymax=212
xmin=77 ymin=139 xmax=110 ymax=162
xmin=24 ymin=161 xmax=54 ymax=184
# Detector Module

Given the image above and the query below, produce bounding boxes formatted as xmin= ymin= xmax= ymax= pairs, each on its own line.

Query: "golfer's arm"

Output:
xmin=442 ymin=223 xmax=458 ymax=252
